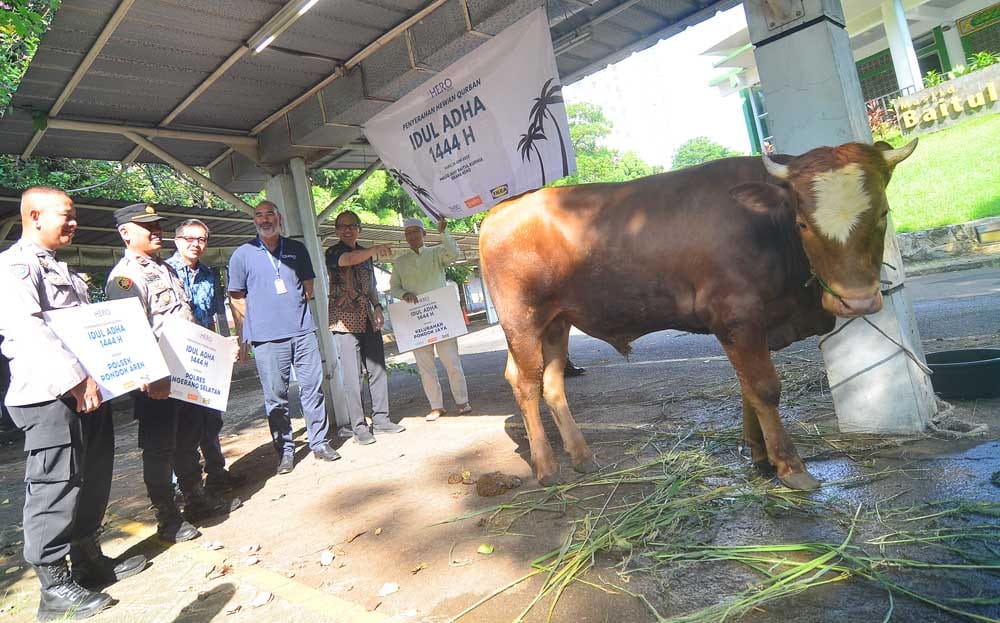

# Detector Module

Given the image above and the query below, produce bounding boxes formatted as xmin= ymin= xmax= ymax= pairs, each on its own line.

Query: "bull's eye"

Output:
xmin=880 ymin=210 xmax=889 ymax=220
xmin=796 ymin=220 xmax=808 ymax=232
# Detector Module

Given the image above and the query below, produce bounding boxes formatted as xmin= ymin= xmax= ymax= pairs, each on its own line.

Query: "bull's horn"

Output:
xmin=881 ymin=139 xmax=918 ymax=167
xmin=762 ymin=153 xmax=789 ymax=179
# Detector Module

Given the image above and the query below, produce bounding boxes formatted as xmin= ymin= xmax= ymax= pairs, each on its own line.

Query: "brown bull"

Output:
xmin=479 ymin=140 xmax=918 ymax=490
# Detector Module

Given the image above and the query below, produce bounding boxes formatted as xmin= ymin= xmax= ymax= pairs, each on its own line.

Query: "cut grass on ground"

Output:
xmin=885 ymin=112 xmax=1000 ymax=232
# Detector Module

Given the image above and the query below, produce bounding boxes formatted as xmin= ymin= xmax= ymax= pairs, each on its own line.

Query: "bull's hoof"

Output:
xmin=572 ymin=458 xmax=600 ymax=474
xmin=538 ymin=471 xmax=562 ymax=487
xmin=779 ymin=470 xmax=821 ymax=491
xmin=753 ymin=460 xmax=777 ymax=476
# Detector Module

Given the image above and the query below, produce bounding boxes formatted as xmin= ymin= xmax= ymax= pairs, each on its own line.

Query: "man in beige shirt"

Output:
xmin=389 ymin=217 xmax=471 ymax=421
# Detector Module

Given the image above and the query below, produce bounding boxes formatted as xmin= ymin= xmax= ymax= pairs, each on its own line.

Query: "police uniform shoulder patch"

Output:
xmin=8 ymin=263 xmax=29 ymax=279
xmin=115 ymin=276 xmax=133 ymax=290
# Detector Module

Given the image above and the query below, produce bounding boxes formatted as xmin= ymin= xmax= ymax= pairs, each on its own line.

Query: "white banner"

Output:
xmin=42 ymin=298 xmax=170 ymax=400
xmin=364 ymin=8 xmax=575 ymax=220
xmin=387 ymin=285 xmax=468 ymax=353
xmin=158 ymin=316 xmax=237 ymax=411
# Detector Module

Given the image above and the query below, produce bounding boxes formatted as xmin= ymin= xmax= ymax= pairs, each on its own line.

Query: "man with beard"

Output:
xmin=227 ymin=201 xmax=339 ymax=475
xmin=0 ymin=187 xmax=146 ymax=620
xmin=107 ymin=204 xmax=237 ymax=543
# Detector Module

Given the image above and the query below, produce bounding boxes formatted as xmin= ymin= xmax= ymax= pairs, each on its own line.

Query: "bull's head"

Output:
xmin=733 ymin=140 xmax=918 ymax=318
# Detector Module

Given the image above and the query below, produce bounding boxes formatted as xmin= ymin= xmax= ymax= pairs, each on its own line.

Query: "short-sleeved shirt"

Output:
xmin=106 ymin=251 xmax=195 ymax=339
xmin=0 ymin=239 xmax=89 ymax=406
xmin=325 ymin=241 xmax=378 ymax=334
xmin=165 ymin=253 xmax=218 ymax=330
xmin=227 ymin=236 xmax=316 ymax=343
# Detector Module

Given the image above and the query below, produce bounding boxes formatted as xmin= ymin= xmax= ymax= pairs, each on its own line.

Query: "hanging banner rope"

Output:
xmin=363 ymin=8 xmax=575 ymax=219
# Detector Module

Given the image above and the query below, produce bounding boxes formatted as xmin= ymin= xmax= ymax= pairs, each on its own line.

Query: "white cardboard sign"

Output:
xmin=42 ymin=298 xmax=170 ymax=400
xmin=157 ymin=316 xmax=237 ymax=411
xmin=387 ymin=285 xmax=468 ymax=353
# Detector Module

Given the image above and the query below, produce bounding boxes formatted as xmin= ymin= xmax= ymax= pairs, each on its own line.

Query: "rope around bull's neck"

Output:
xmin=813 ymin=265 xmax=933 ymax=375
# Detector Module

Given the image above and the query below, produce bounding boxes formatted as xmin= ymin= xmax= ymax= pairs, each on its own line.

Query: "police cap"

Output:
xmin=114 ymin=203 xmax=167 ymax=226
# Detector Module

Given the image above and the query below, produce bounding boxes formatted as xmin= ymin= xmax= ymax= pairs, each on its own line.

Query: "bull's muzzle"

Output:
xmin=822 ymin=289 xmax=883 ymax=317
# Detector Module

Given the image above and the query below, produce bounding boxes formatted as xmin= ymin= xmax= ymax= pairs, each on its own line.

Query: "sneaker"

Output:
xmin=373 ymin=422 xmax=406 ymax=434
xmin=354 ymin=429 xmax=376 ymax=445
xmin=426 ymin=409 xmax=445 ymax=422
xmin=276 ymin=454 xmax=294 ymax=475
xmin=457 ymin=403 xmax=473 ymax=414
xmin=336 ymin=427 xmax=354 ymax=440
xmin=313 ymin=442 xmax=342 ymax=461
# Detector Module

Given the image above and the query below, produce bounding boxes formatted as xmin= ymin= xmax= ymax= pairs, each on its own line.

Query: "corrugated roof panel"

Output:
xmin=32 ymin=129 xmax=135 ymax=161
xmin=279 ymin=2 xmax=410 ymax=60
xmin=639 ymin=0 xmax=701 ymax=22
xmin=468 ymin=0 xmax=543 ymax=35
xmin=170 ymin=53 xmax=333 ymax=130
xmin=133 ymin=137 xmax=230 ymax=167
xmin=124 ymin=0 xmax=277 ymax=45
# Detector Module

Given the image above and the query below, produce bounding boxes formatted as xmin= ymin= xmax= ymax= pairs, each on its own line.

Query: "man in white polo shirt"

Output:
xmin=389 ymin=217 xmax=471 ymax=421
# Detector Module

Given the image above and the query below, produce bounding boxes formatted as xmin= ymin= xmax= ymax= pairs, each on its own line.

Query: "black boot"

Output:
xmin=182 ymin=484 xmax=241 ymax=522
xmin=34 ymin=561 xmax=112 ymax=621
xmin=153 ymin=499 xmax=201 ymax=543
xmin=70 ymin=536 xmax=147 ymax=589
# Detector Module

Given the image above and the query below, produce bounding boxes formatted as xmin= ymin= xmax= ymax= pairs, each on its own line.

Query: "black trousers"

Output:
xmin=198 ymin=406 xmax=226 ymax=475
xmin=133 ymin=393 xmax=203 ymax=506
xmin=9 ymin=399 xmax=113 ymax=566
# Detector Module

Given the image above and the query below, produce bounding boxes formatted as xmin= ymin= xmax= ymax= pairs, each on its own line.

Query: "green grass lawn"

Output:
xmin=883 ymin=112 xmax=1000 ymax=232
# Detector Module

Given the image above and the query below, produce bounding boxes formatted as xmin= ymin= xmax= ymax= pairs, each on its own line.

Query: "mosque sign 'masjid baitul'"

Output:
xmin=892 ymin=65 xmax=999 ymax=136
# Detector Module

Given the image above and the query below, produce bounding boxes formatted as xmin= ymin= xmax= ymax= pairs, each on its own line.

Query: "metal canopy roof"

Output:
xmin=0 ymin=0 xmax=737 ymax=193
xmin=0 ymin=189 xmax=481 ymax=268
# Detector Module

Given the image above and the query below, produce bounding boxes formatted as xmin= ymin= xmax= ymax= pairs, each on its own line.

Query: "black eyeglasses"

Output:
xmin=176 ymin=236 xmax=208 ymax=244
xmin=335 ymin=223 xmax=360 ymax=231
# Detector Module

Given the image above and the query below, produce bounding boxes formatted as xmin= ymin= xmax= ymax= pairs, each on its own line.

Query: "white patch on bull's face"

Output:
xmin=810 ymin=163 xmax=871 ymax=244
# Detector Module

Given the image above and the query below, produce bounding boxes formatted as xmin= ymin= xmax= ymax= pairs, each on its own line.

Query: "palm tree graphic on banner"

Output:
xmin=388 ymin=168 xmax=442 ymax=221
xmin=518 ymin=78 xmax=571 ymax=185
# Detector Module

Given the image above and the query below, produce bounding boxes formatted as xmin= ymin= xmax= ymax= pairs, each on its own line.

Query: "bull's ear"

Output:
xmin=730 ymin=182 xmax=791 ymax=215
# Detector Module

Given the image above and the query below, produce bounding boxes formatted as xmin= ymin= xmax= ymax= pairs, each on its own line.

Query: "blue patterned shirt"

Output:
xmin=166 ymin=253 xmax=219 ymax=330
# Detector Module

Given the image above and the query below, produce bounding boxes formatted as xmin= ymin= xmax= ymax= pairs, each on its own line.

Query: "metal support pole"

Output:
xmin=123 ymin=132 xmax=255 ymax=216
xmin=315 ymin=159 xmax=382 ymax=224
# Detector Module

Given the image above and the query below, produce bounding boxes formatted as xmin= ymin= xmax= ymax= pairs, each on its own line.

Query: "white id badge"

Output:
xmin=274 ymin=278 xmax=288 ymax=294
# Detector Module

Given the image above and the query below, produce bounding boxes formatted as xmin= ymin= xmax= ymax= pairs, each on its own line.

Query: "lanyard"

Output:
xmin=259 ymin=237 xmax=283 ymax=278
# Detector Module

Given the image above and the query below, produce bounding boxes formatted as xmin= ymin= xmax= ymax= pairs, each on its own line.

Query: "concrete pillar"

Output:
xmin=941 ymin=23 xmax=967 ymax=71
xmin=882 ymin=0 xmax=925 ymax=93
xmin=744 ymin=0 xmax=870 ymax=152
xmin=264 ymin=162 xmax=351 ymax=431
xmin=744 ymin=0 xmax=935 ymax=434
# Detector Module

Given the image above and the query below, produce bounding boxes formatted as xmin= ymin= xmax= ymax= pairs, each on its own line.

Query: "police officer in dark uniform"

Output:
xmin=106 ymin=203 xmax=238 ymax=543
xmin=0 ymin=186 xmax=146 ymax=621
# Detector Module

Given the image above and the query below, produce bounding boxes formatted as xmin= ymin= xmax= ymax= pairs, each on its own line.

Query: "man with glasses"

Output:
xmin=166 ymin=219 xmax=243 ymax=491
xmin=107 ymin=204 xmax=237 ymax=542
xmin=227 ymin=201 xmax=339 ymax=475
xmin=325 ymin=211 xmax=404 ymax=444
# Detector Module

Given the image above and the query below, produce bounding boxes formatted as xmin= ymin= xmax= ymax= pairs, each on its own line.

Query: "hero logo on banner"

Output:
xmin=363 ymin=9 xmax=575 ymax=220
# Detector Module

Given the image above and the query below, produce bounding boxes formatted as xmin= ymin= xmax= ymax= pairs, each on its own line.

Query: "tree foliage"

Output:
xmin=1 ymin=0 xmax=58 ymax=110
xmin=670 ymin=136 xmax=744 ymax=170
xmin=554 ymin=103 xmax=663 ymax=185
